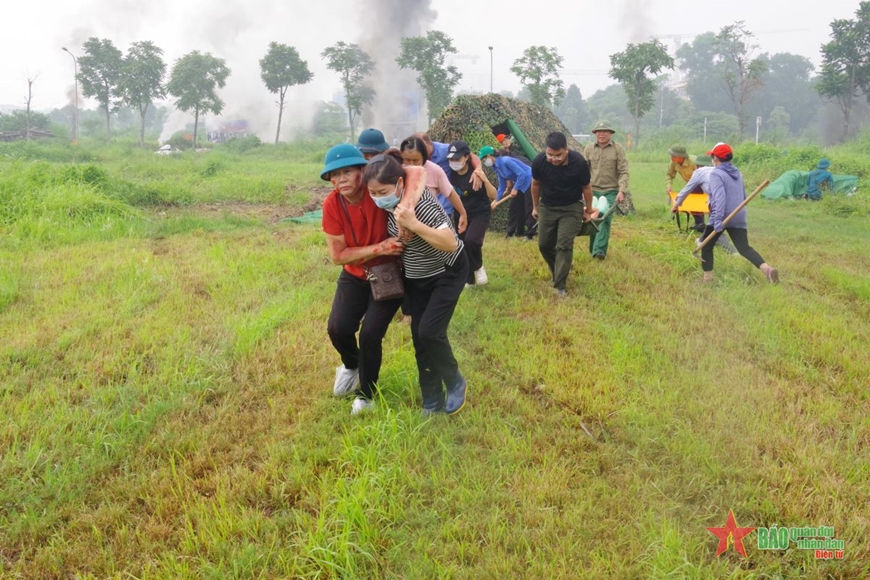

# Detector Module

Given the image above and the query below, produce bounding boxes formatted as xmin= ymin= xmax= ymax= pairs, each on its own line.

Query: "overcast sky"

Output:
xmin=0 ymin=0 xmax=861 ymax=129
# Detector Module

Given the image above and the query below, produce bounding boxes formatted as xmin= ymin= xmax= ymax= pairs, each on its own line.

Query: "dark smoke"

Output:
xmin=358 ymin=0 xmax=438 ymax=141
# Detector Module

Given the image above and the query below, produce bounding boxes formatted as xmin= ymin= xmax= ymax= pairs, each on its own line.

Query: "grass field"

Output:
xmin=1 ymin=141 xmax=868 ymax=578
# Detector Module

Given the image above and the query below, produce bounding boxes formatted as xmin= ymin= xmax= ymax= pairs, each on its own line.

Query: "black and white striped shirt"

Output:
xmin=388 ymin=188 xmax=464 ymax=279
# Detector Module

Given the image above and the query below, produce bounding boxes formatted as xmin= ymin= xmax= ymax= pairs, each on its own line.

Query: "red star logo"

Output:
xmin=707 ymin=510 xmax=756 ymax=557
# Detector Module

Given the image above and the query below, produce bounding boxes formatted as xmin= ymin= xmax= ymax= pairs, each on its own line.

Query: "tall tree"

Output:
xmin=321 ymin=42 xmax=375 ymax=141
xmin=260 ymin=42 xmax=313 ymax=144
xmin=714 ymin=22 xmax=767 ymax=138
xmin=118 ymin=41 xmax=166 ymax=148
xmin=767 ymin=106 xmax=790 ymax=144
xmin=750 ymin=53 xmax=817 ymax=136
xmin=608 ymin=40 xmax=674 ymax=146
xmin=553 ymin=84 xmax=590 ymax=134
xmin=167 ymin=51 xmax=230 ymax=148
xmin=510 ymin=46 xmax=565 ymax=107
xmin=817 ymin=2 xmax=870 ymax=141
xmin=677 ymin=32 xmax=733 ymax=114
xmin=396 ymin=30 xmax=462 ymax=122
xmin=23 ymin=72 xmax=39 ymax=140
xmin=77 ymin=37 xmax=124 ymax=140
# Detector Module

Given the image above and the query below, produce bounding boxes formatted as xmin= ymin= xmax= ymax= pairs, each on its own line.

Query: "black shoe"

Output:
xmin=692 ymin=223 xmax=706 ymax=233
xmin=445 ymin=375 xmax=467 ymax=415
xmin=592 ymin=253 xmax=606 ymax=260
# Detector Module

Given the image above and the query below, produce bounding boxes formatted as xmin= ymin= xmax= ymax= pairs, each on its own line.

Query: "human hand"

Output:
xmin=471 ymin=168 xmax=485 ymax=189
xmin=509 ymin=189 xmax=518 ymax=198
xmin=377 ymin=237 xmax=404 ymax=256
xmin=532 ymin=207 xmax=538 ymax=220
xmin=458 ymin=215 xmax=468 ymax=234
xmin=583 ymin=207 xmax=596 ymax=222
xmin=617 ymin=191 xmax=624 ymax=204
xmin=394 ymin=203 xmax=418 ymax=230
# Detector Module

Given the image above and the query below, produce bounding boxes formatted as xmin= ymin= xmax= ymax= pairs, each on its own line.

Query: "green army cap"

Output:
xmin=668 ymin=145 xmax=688 ymax=157
xmin=693 ymin=154 xmax=712 ymax=167
xmin=591 ymin=120 xmax=615 ymax=133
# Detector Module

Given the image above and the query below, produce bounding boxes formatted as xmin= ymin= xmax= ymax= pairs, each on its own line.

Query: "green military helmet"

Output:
xmin=591 ymin=120 xmax=615 ymax=133
xmin=693 ymin=154 xmax=712 ymax=167
xmin=668 ymin=145 xmax=688 ymax=158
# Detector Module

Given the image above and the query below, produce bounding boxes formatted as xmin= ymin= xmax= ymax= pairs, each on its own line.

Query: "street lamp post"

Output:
xmin=488 ymin=46 xmax=493 ymax=94
xmin=61 ymin=47 xmax=78 ymax=143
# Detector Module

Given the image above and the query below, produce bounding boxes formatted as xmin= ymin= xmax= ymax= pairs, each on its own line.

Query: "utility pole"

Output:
xmin=488 ymin=46 xmax=493 ymax=93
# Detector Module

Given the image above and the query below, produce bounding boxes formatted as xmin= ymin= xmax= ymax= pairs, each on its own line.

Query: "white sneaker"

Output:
xmin=474 ymin=267 xmax=488 ymax=285
xmin=333 ymin=365 xmax=360 ymax=397
xmin=351 ymin=397 xmax=374 ymax=415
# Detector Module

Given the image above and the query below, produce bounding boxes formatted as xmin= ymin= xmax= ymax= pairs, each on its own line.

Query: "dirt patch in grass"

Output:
xmin=148 ymin=186 xmax=333 ymax=223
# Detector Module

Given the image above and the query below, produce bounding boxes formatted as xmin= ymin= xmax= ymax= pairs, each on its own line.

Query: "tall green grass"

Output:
xmin=0 ymin=144 xmax=868 ymax=578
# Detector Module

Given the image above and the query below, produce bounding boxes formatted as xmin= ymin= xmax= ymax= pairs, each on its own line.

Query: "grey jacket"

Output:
xmin=708 ymin=162 xmax=747 ymax=231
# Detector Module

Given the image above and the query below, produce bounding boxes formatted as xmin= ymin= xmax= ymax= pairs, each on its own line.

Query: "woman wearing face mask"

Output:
xmin=364 ymin=150 xmax=469 ymax=416
xmin=446 ymin=140 xmax=497 ymax=287
xmin=320 ymin=143 xmax=406 ymax=415
xmin=479 ymin=145 xmax=535 ymax=240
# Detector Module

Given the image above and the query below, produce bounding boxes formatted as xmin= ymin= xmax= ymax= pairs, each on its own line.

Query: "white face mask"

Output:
xmin=449 ymin=160 xmax=464 ymax=171
xmin=484 ymin=158 xmax=494 ymax=167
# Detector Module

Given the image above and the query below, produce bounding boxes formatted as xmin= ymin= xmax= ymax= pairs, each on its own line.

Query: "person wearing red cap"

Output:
xmin=702 ymin=142 xmax=779 ymax=284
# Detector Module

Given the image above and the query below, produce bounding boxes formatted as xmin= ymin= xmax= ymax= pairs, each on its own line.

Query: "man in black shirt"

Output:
xmin=531 ymin=132 xmax=594 ymax=297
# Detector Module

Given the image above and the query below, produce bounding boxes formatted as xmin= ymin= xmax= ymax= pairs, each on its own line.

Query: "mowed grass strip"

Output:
xmin=0 ymin=158 xmax=867 ymax=578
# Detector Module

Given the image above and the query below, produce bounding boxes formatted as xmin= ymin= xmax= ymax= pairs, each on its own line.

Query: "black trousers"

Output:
xmin=506 ymin=191 xmax=535 ymax=238
xmin=700 ymin=226 xmax=765 ymax=273
xmin=459 ymin=213 xmax=490 ymax=283
xmin=406 ymin=251 xmax=468 ymax=408
xmin=327 ymin=270 xmax=403 ymax=398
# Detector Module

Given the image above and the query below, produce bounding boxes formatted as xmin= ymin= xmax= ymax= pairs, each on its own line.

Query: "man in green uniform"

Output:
xmin=583 ymin=120 xmax=629 ymax=260
xmin=666 ymin=144 xmax=705 ymax=231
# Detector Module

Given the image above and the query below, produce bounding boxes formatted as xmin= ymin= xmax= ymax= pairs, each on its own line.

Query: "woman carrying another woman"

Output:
xmin=364 ymin=150 xmax=469 ymax=416
xmin=320 ymin=143 xmax=405 ymax=415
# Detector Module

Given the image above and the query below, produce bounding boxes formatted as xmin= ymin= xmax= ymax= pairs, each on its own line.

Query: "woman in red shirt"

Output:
xmin=320 ymin=144 xmax=404 ymax=415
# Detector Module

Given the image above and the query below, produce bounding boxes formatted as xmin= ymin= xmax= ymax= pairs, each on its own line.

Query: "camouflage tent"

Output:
xmin=429 ymin=94 xmax=635 ymax=227
xmin=429 ymin=94 xmax=584 ymax=156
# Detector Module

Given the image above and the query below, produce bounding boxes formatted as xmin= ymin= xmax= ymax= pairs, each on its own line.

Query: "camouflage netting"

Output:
xmin=429 ymin=94 xmax=634 ymax=232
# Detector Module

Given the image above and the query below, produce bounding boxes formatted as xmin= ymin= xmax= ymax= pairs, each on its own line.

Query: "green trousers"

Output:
xmin=589 ymin=190 xmax=618 ymax=257
xmin=537 ymin=202 xmax=583 ymax=291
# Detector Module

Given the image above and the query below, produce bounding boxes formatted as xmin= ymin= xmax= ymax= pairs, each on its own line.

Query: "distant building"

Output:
xmin=207 ymin=120 xmax=252 ymax=142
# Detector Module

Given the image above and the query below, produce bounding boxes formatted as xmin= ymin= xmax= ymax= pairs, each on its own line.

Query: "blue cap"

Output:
xmin=817 ymin=158 xmax=830 ymax=170
xmin=320 ymin=144 xmax=367 ymax=181
xmin=355 ymin=128 xmax=390 ymax=154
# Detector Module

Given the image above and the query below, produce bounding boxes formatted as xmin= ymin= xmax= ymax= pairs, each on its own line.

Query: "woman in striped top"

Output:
xmin=363 ymin=150 xmax=469 ymax=416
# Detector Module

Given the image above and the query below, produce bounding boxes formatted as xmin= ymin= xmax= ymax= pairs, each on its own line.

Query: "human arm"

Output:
xmin=469 ymin=154 xmax=483 ymax=190
xmin=393 ymin=203 xmax=458 ymax=252
xmin=531 ymin=178 xmax=541 ymax=219
xmin=674 ymin=170 xmax=705 ymax=209
xmin=665 ymin=161 xmax=676 ymax=193
xmin=325 ymin=233 xmax=403 ymax=265
xmin=511 ymin=157 xmax=532 ymax=196
xmin=474 ymin=167 xmax=498 ymax=201
xmin=446 ymin=189 xmax=468 ymax=233
xmin=617 ymin=145 xmax=629 ymax=204
xmin=582 ymin=184 xmax=594 ymax=220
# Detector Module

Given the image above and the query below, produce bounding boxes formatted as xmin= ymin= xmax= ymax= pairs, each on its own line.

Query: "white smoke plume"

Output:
xmin=357 ymin=0 xmax=438 ymax=142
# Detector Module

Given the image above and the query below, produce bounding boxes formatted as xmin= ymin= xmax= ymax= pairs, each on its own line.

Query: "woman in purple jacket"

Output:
xmin=702 ymin=143 xmax=779 ymax=284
